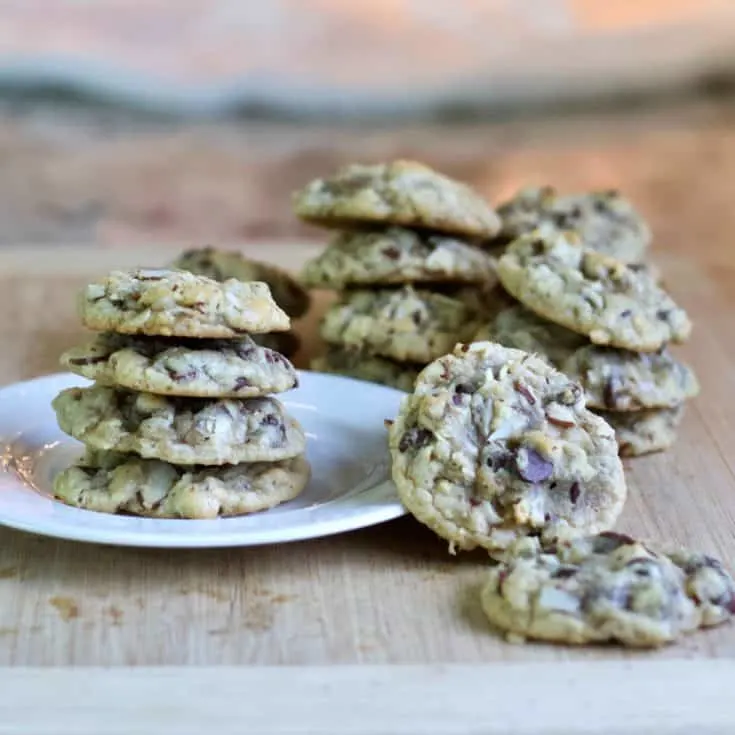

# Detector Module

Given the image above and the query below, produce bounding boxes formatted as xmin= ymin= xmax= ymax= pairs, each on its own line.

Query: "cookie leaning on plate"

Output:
xmin=169 ymin=246 xmax=311 ymax=319
xmin=300 ymin=227 xmax=498 ymax=289
xmin=387 ymin=342 xmax=626 ymax=555
xmin=293 ymin=160 xmax=501 ymax=239
xmin=54 ymin=449 xmax=310 ymax=519
xmin=61 ymin=333 xmax=298 ymax=399
xmin=480 ymin=533 xmax=735 ymax=647
xmin=496 ymin=231 xmax=691 ymax=351
xmin=79 ymin=269 xmax=290 ymax=338
xmin=52 ymin=385 xmax=305 ymax=465
xmin=495 ymin=186 xmax=650 ymax=263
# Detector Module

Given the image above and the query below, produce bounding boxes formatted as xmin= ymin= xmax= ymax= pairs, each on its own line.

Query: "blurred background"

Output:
xmin=1 ymin=0 xmax=734 ymax=261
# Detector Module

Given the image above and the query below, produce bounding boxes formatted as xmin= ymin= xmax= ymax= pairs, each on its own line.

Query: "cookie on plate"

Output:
xmin=320 ymin=286 xmax=484 ymax=364
xmin=480 ymin=533 xmax=735 ymax=647
xmin=170 ymin=247 xmax=310 ymax=319
xmin=79 ymin=269 xmax=290 ymax=338
xmin=310 ymin=345 xmax=420 ymax=392
xmin=388 ymin=342 xmax=626 ymax=554
xmin=61 ymin=333 xmax=298 ymax=398
xmin=495 ymin=186 xmax=650 ymax=263
xmin=597 ymin=404 xmax=684 ymax=456
xmin=52 ymin=385 xmax=305 ymax=465
xmin=293 ymin=160 xmax=501 ymax=239
xmin=562 ymin=345 xmax=699 ymax=412
xmin=497 ymin=231 xmax=691 ymax=351
xmin=300 ymin=227 xmax=497 ymax=289
xmin=54 ymin=449 xmax=310 ymax=519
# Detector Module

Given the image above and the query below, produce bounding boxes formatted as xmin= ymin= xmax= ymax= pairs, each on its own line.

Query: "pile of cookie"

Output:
xmin=51 ymin=268 xmax=310 ymax=518
xmin=388 ymin=341 xmax=734 ymax=648
xmin=478 ymin=185 xmax=698 ymax=456
xmin=167 ymin=246 xmax=311 ymax=359
xmin=293 ymin=160 xmax=502 ymax=390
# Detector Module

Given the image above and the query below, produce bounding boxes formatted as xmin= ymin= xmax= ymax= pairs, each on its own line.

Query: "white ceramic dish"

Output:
xmin=0 ymin=371 xmax=406 ymax=548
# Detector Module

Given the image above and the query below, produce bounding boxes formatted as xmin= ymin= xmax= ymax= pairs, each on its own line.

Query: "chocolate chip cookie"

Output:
xmin=293 ymin=160 xmax=501 ymax=238
xmin=170 ymin=247 xmax=310 ymax=319
xmin=52 ymin=385 xmax=305 ymax=465
xmin=61 ymin=333 xmax=298 ymax=398
xmin=495 ymin=186 xmax=650 ymax=263
xmin=480 ymin=533 xmax=735 ymax=647
xmin=310 ymin=345 xmax=419 ymax=392
xmin=54 ymin=449 xmax=310 ymax=519
xmin=300 ymin=227 xmax=497 ymax=289
xmin=320 ymin=286 xmax=484 ymax=363
xmin=597 ymin=405 xmax=685 ymax=456
xmin=497 ymin=232 xmax=691 ymax=351
xmin=388 ymin=342 xmax=626 ymax=554
xmin=79 ymin=269 xmax=290 ymax=338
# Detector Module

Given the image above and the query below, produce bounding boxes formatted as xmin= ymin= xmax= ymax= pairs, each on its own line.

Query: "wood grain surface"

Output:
xmin=0 ymin=241 xmax=733 ymax=674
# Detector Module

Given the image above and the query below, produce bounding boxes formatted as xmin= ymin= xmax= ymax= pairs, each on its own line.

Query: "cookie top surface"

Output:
xmin=293 ymin=160 xmax=501 ymax=238
xmin=598 ymin=404 xmax=684 ymax=457
xmin=496 ymin=186 xmax=650 ymax=263
xmin=300 ymin=227 xmax=497 ymax=289
xmin=496 ymin=232 xmax=691 ymax=351
xmin=54 ymin=450 xmax=310 ymax=519
xmin=61 ymin=333 xmax=298 ymax=398
xmin=79 ymin=269 xmax=290 ymax=338
xmin=562 ymin=345 xmax=699 ymax=412
xmin=480 ymin=533 xmax=735 ymax=647
xmin=319 ymin=286 xmax=485 ymax=364
xmin=52 ymin=385 xmax=305 ymax=465
xmin=170 ymin=247 xmax=310 ymax=318
xmin=310 ymin=345 xmax=419 ymax=393
xmin=388 ymin=341 xmax=626 ymax=554
xmin=478 ymin=303 xmax=699 ymax=411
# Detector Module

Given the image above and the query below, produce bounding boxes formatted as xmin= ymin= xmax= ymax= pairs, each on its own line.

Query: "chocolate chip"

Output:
xmin=592 ymin=531 xmax=636 ymax=553
xmin=469 ymin=497 xmax=481 ymax=507
xmin=620 ymin=309 xmax=632 ymax=318
xmin=531 ymin=239 xmax=545 ymax=255
xmin=455 ymin=382 xmax=475 ymax=395
xmin=383 ymin=246 xmax=401 ymax=261
xmin=451 ymin=394 xmax=463 ymax=406
xmin=169 ymin=368 xmax=197 ymax=383
xmin=514 ymin=380 xmax=536 ymax=405
xmin=233 ymin=377 xmax=251 ymax=391
xmin=516 ymin=447 xmax=553 ymax=483
xmin=263 ymin=415 xmax=280 ymax=426
xmin=603 ymin=375 xmax=622 ymax=409
xmin=656 ymin=309 xmax=670 ymax=322
xmin=411 ymin=310 xmax=422 ymax=326
xmin=398 ymin=428 xmax=432 ymax=452
xmin=625 ymin=558 xmax=654 ymax=577
xmin=569 ymin=482 xmax=580 ymax=504
xmin=552 ymin=567 xmax=577 ymax=579
xmin=68 ymin=355 xmax=108 ymax=366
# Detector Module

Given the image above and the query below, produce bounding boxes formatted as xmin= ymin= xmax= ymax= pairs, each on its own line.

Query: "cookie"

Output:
xmin=496 ymin=231 xmax=691 ymax=351
xmin=300 ymin=227 xmax=497 ymax=289
xmin=561 ymin=345 xmax=699 ymax=412
xmin=170 ymin=247 xmax=310 ymax=319
xmin=61 ymin=333 xmax=298 ymax=398
xmin=310 ymin=346 xmax=419 ymax=392
xmin=320 ymin=286 xmax=484 ymax=363
xmin=54 ymin=450 xmax=310 ymax=519
xmin=495 ymin=186 xmax=650 ymax=263
xmin=473 ymin=303 xmax=586 ymax=366
xmin=597 ymin=405 xmax=684 ymax=457
xmin=79 ymin=269 xmax=290 ymax=338
xmin=480 ymin=533 xmax=735 ymax=647
xmin=293 ymin=160 xmax=501 ymax=238
xmin=52 ymin=385 xmax=305 ymax=465
xmin=388 ymin=342 xmax=626 ymax=554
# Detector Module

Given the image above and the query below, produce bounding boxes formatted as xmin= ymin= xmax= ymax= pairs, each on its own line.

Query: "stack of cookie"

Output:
xmin=293 ymin=160 xmax=503 ymax=390
xmin=51 ymin=268 xmax=310 ymax=518
xmin=481 ymin=229 xmax=698 ymax=456
xmin=167 ymin=246 xmax=311 ymax=359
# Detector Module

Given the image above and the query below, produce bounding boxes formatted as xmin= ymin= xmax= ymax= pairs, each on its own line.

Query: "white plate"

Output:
xmin=0 ymin=371 xmax=406 ymax=548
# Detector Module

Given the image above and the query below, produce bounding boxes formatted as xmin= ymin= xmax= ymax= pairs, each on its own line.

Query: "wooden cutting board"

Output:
xmin=0 ymin=242 xmax=733 ymax=733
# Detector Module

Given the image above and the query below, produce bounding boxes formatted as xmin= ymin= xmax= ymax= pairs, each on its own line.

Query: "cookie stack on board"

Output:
xmin=293 ymin=160 xmax=502 ymax=390
xmin=478 ymin=187 xmax=698 ymax=456
xmin=52 ymin=268 xmax=310 ymax=519
xmin=167 ymin=246 xmax=311 ymax=359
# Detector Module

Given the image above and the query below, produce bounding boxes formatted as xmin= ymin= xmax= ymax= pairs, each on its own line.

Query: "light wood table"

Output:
xmin=0 ymin=242 xmax=733 ymax=733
